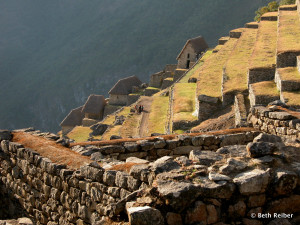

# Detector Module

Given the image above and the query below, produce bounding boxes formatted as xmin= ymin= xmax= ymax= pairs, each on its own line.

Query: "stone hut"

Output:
xmin=82 ymin=94 xmax=106 ymax=120
xmin=81 ymin=94 xmax=106 ymax=126
xmin=108 ymin=75 xmax=142 ymax=106
xmin=60 ymin=106 xmax=84 ymax=135
xmin=176 ymin=36 xmax=208 ymax=69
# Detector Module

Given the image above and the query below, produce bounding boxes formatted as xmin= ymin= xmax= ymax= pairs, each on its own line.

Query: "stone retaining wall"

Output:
xmin=249 ymin=85 xmax=280 ymax=107
xmin=0 ymin=138 xmax=152 ymax=224
xmin=247 ymin=67 xmax=275 ymax=85
xmin=276 ymin=51 xmax=300 ymax=68
xmin=248 ymin=106 xmax=300 ymax=139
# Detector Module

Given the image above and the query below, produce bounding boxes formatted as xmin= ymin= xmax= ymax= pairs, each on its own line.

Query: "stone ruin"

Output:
xmin=0 ymin=110 xmax=300 ymax=225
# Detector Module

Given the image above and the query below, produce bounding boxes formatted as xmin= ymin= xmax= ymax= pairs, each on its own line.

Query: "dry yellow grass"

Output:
xmin=278 ymin=67 xmax=300 ymax=81
xmin=13 ymin=132 xmax=92 ymax=169
xmin=185 ymin=50 xmax=213 ymax=82
xmin=148 ymin=96 xmax=169 ymax=134
xmin=223 ymin=28 xmax=258 ymax=94
xmin=251 ymin=81 xmax=279 ymax=96
xmin=213 ymin=45 xmax=223 ymax=53
xmin=197 ymin=38 xmax=238 ymax=98
xmin=281 ymin=90 xmax=300 ymax=108
xmin=277 ymin=10 xmax=300 ymax=53
xmin=249 ymin=20 xmax=277 ymax=69
xmin=173 ymin=83 xmax=197 ymax=122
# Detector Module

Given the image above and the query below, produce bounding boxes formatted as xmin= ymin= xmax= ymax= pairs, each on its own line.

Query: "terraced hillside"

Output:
xmin=65 ymin=3 xmax=300 ymax=142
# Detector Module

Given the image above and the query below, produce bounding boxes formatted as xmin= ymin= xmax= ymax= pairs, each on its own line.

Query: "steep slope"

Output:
xmin=0 ymin=0 xmax=272 ymax=132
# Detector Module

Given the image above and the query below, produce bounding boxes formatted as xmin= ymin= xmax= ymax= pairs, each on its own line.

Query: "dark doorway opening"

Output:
xmin=186 ymin=60 xmax=190 ymax=69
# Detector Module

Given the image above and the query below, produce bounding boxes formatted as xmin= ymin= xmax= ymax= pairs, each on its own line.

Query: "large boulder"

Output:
xmin=216 ymin=145 xmax=248 ymax=157
xmin=233 ymin=169 xmax=270 ymax=195
xmin=90 ymin=123 xmax=109 ymax=136
xmin=272 ymin=170 xmax=298 ymax=196
xmin=246 ymin=142 xmax=277 ymax=158
xmin=151 ymin=156 xmax=180 ymax=174
xmin=127 ymin=206 xmax=164 ymax=225
xmin=157 ymin=180 xmax=201 ymax=211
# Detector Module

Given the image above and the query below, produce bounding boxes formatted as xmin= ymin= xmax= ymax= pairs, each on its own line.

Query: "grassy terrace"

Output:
xmin=251 ymin=81 xmax=279 ymax=96
xmin=223 ymin=28 xmax=258 ymax=94
xmin=278 ymin=67 xmax=300 ymax=81
xmin=67 ymin=126 xmax=94 ymax=142
xmin=197 ymin=38 xmax=238 ymax=98
xmin=278 ymin=10 xmax=300 ymax=53
xmin=282 ymin=91 xmax=300 ymax=108
xmin=181 ymin=50 xmax=213 ymax=82
xmin=101 ymin=107 xmax=131 ymax=140
xmin=147 ymin=96 xmax=169 ymax=135
xmin=249 ymin=20 xmax=277 ymax=69
xmin=173 ymin=83 xmax=197 ymax=122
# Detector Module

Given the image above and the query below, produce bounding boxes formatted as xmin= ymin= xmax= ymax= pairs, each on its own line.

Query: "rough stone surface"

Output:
xmin=273 ymin=170 xmax=298 ymax=196
xmin=189 ymin=150 xmax=223 ymax=166
xmin=216 ymin=145 xmax=248 ymax=157
xmin=247 ymin=142 xmax=277 ymax=158
xmin=127 ymin=206 xmax=164 ymax=225
xmin=126 ymin=157 xmax=149 ymax=164
xmin=233 ymin=169 xmax=270 ymax=195
xmin=151 ymin=156 xmax=180 ymax=173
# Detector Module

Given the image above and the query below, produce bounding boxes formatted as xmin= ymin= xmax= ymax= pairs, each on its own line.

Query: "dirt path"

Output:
xmin=136 ymin=96 xmax=153 ymax=137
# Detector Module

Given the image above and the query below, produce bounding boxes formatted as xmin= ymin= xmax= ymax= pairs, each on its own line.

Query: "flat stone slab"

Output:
xmin=216 ymin=145 xmax=247 ymax=157
xmin=189 ymin=150 xmax=223 ymax=166
xmin=233 ymin=169 xmax=270 ymax=195
xmin=127 ymin=206 xmax=164 ymax=225
xmin=126 ymin=157 xmax=149 ymax=164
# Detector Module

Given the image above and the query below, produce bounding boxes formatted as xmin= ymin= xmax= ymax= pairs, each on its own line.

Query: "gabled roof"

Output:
xmin=60 ymin=106 xmax=84 ymax=127
xmin=176 ymin=36 xmax=209 ymax=60
xmin=109 ymin=75 xmax=142 ymax=95
xmin=82 ymin=94 xmax=106 ymax=114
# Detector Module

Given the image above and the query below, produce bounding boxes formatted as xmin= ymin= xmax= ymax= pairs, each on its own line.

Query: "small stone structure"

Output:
xmin=60 ymin=106 xmax=84 ymax=135
xmin=108 ymin=75 xmax=142 ymax=106
xmin=176 ymin=36 xmax=208 ymax=69
xmin=81 ymin=95 xmax=107 ymax=127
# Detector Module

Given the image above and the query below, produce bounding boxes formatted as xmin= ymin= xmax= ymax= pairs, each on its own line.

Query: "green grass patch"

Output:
xmin=251 ymin=81 xmax=279 ymax=96
xmin=173 ymin=83 xmax=197 ymax=122
xmin=180 ymin=50 xmax=213 ymax=83
xmin=223 ymin=28 xmax=258 ymax=94
xmin=67 ymin=126 xmax=93 ymax=142
xmin=278 ymin=67 xmax=300 ymax=81
xmin=197 ymin=38 xmax=238 ymax=98
xmin=249 ymin=20 xmax=277 ymax=69
xmin=278 ymin=10 xmax=300 ymax=53
xmin=148 ymin=96 xmax=169 ymax=135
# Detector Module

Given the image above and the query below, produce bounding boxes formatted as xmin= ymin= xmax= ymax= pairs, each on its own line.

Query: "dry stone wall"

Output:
xmin=248 ymin=106 xmax=300 ymax=140
xmin=1 ymin=129 xmax=300 ymax=224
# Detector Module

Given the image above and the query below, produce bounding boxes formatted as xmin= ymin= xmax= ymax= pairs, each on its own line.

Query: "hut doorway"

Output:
xmin=186 ymin=60 xmax=190 ymax=69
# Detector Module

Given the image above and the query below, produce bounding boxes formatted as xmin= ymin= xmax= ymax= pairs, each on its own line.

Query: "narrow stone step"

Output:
xmin=279 ymin=4 xmax=297 ymax=11
xmin=281 ymin=90 xmax=300 ymax=109
xmin=229 ymin=28 xmax=244 ymax=38
xmin=222 ymin=28 xmax=258 ymax=105
xmin=261 ymin=12 xmax=278 ymax=21
xmin=218 ymin=36 xmax=230 ymax=45
xmin=249 ymin=81 xmax=280 ymax=107
xmin=248 ymin=20 xmax=277 ymax=85
xmin=277 ymin=10 xmax=300 ymax=67
xmin=245 ymin=22 xmax=259 ymax=29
